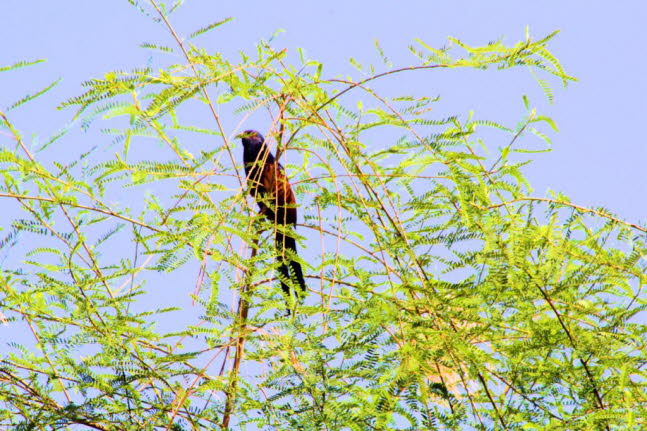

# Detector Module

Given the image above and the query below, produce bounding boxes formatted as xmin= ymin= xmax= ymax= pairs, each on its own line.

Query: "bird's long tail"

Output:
xmin=275 ymin=230 xmax=306 ymax=298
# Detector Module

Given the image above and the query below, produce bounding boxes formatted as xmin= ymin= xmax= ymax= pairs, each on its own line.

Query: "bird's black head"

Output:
xmin=239 ymin=129 xmax=274 ymax=167
xmin=239 ymin=130 xmax=264 ymax=148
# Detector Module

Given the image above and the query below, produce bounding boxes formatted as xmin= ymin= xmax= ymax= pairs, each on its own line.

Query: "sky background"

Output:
xmin=1 ymin=0 xmax=646 ymax=425
xmin=1 ymin=2 xmax=645 ymax=311
xmin=1 ymin=0 xmax=646 ymax=325
xmin=2 ymin=0 xmax=645 ymax=225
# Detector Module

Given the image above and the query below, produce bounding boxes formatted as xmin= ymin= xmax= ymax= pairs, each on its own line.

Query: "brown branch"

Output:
xmin=0 ymin=192 xmax=160 ymax=231
xmin=521 ymin=266 xmax=609 ymax=427
xmin=480 ymin=197 xmax=646 ymax=233
xmin=149 ymin=0 xmax=242 ymax=190
xmin=221 ymin=239 xmax=258 ymax=429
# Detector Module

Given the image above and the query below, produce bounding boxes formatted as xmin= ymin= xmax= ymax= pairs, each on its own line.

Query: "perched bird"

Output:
xmin=239 ymin=130 xmax=306 ymax=304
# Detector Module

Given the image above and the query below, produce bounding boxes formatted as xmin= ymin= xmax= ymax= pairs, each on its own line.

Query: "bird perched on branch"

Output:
xmin=238 ymin=130 xmax=306 ymax=305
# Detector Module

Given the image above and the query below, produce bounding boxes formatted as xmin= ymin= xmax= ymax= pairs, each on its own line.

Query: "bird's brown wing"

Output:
xmin=261 ymin=161 xmax=297 ymax=226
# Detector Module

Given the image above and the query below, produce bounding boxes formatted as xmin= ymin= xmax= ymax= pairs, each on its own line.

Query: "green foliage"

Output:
xmin=1 ymin=2 xmax=646 ymax=430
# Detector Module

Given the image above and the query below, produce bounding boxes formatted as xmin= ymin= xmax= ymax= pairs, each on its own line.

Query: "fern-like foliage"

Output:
xmin=0 ymin=3 xmax=645 ymax=431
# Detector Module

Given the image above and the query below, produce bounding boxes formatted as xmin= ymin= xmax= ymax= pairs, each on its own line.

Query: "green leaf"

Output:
xmin=188 ymin=17 xmax=233 ymax=39
xmin=0 ymin=59 xmax=45 ymax=73
xmin=8 ymin=78 xmax=61 ymax=110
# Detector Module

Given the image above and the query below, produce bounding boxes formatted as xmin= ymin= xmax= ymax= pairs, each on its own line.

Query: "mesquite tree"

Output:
xmin=1 ymin=3 xmax=646 ymax=430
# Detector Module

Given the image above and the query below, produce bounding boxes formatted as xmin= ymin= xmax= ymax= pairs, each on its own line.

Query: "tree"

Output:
xmin=1 ymin=3 xmax=646 ymax=430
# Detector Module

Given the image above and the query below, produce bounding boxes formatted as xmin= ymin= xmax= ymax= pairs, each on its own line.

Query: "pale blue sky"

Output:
xmin=3 ymin=0 xmax=646 ymax=332
xmin=2 ymin=0 xmax=645 ymax=224
xmin=1 ymin=2 xmax=646 ymax=425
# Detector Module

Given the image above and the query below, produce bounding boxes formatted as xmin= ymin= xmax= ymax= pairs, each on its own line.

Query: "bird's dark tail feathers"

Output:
xmin=275 ymin=231 xmax=306 ymax=300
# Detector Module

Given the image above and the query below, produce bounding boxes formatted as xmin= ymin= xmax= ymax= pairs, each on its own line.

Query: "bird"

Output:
xmin=238 ymin=130 xmax=306 ymax=306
